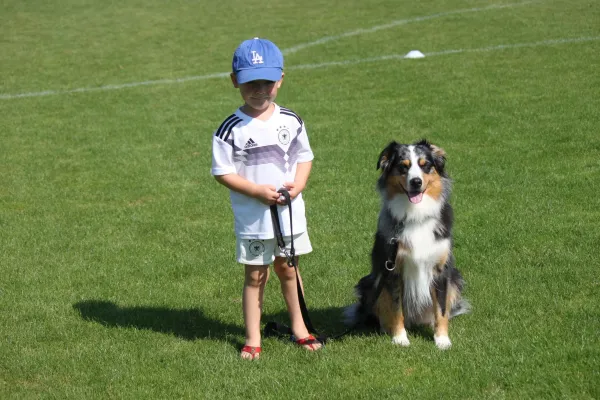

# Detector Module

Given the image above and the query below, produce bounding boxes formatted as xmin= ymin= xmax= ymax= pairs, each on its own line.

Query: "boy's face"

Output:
xmin=231 ymin=73 xmax=284 ymax=113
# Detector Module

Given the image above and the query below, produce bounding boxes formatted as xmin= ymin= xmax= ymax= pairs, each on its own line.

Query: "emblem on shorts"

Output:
xmin=277 ymin=126 xmax=291 ymax=145
xmin=248 ymin=240 xmax=265 ymax=257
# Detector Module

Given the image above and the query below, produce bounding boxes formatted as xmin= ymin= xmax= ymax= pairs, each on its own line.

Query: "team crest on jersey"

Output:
xmin=277 ymin=126 xmax=291 ymax=145
xmin=248 ymin=240 xmax=265 ymax=257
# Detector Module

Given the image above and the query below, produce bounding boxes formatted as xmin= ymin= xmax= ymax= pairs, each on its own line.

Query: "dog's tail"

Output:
xmin=343 ymin=274 xmax=379 ymax=327
xmin=450 ymin=298 xmax=471 ymax=318
xmin=448 ymin=267 xmax=471 ymax=318
xmin=342 ymin=303 xmax=361 ymax=326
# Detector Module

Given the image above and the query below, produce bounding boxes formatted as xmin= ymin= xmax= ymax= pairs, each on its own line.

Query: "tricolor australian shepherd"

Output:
xmin=345 ymin=139 xmax=470 ymax=349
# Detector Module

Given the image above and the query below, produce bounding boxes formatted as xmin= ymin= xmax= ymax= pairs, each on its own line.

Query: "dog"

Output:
xmin=345 ymin=139 xmax=470 ymax=349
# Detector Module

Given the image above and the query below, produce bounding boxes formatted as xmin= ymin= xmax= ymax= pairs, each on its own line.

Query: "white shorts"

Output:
xmin=236 ymin=231 xmax=313 ymax=265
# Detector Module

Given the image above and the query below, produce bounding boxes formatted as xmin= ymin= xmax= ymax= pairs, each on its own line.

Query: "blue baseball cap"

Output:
xmin=232 ymin=38 xmax=284 ymax=84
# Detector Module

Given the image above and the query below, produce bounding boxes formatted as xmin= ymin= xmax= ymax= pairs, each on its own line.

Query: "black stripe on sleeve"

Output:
xmin=218 ymin=117 xmax=241 ymax=140
xmin=280 ymin=110 xmax=303 ymax=126
xmin=223 ymin=118 xmax=242 ymax=142
xmin=215 ymin=114 xmax=237 ymax=139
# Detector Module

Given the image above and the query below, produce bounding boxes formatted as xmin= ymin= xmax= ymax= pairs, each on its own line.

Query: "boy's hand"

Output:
xmin=276 ymin=182 xmax=304 ymax=205
xmin=214 ymin=174 xmax=283 ymax=206
xmin=254 ymin=184 xmax=281 ymax=205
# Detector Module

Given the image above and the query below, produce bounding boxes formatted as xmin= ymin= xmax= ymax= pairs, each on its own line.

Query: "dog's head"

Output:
xmin=377 ymin=139 xmax=448 ymax=204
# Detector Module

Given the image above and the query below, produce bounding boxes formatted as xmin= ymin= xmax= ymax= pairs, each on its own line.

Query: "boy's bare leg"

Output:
xmin=241 ymin=265 xmax=269 ymax=359
xmin=273 ymin=256 xmax=322 ymax=351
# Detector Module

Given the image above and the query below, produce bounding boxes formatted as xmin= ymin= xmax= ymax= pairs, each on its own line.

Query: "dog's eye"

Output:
xmin=421 ymin=161 xmax=433 ymax=171
xmin=393 ymin=164 xmax=408 ymax=175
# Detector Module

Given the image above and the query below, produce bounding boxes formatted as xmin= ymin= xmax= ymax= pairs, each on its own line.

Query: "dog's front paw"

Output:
xmin=392 ymin=330 xmax=410 ymax=346
xmin=434 ymin=335 xmax=452 ymax=350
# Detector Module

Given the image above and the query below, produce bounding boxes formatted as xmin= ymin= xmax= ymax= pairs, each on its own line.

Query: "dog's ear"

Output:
xmin=430 ymin=144 xmax=447 ymax=174
xmin=377 ymin=141 xmax=399 ymax=170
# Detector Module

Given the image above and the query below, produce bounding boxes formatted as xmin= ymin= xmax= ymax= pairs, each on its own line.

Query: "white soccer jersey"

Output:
xmin=211 ymin=104 xmax=314 ymax=239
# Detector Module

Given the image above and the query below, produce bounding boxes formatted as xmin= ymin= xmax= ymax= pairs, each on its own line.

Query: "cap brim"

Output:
xmin=236 ymin=68 xmax=282 ymax=84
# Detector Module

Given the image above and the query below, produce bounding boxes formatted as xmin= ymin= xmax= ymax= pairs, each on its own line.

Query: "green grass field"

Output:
xmin=1 ymin=0 xmax=599 ymax=398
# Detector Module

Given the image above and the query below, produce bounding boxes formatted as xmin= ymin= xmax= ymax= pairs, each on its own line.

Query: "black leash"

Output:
xmin=266 ymin=189 xmax=325 ymax=344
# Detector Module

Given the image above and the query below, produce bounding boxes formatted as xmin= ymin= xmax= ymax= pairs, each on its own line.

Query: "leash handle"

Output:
xmin=279 ymin=189 xmax=295 ymax=266
xmin=270 ymin=189 xmax=295 ymax=267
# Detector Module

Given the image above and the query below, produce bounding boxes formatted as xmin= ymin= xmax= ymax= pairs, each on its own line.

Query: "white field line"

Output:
xmin=2 ymin=36 xmax=598 ymax=100
xmin=0 ymin=72 xmax=231 ymax=100
xmin=288 ymin=36 xmax=600 ymax=71
xmin=281 ymin=1 xmax=537 ymax=55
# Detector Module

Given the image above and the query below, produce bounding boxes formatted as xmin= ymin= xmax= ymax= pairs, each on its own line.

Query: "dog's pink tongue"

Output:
xmin=408 ymin=192 xmax=423 ymax=204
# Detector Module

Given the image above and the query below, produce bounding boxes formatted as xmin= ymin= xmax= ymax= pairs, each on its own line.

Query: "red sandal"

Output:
xmin=291 ymin=335 xmax=322 ymax=351
xmin=240 ymin=345 xmax=261 ymax=360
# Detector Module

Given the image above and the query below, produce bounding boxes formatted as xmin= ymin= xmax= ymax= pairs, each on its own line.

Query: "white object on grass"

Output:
xmin=404 ymin=50 xmax=425 ymax=59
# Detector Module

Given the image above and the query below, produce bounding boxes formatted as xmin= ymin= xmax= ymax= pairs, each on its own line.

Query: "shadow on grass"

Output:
xmin=73 ymin=300 xmax=434 ymax=346
xmin=73 ymin=300 xmax=370 ymax=344
xmin=73 ymin=300 xmax=244 ymax=346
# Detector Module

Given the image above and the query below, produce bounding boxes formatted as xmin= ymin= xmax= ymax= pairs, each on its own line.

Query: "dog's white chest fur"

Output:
xmin=385 ymin=195 xmax=451 ymax=315
xmin=398 ymin=220 xmax=450 ymax=312
xmin=399 ymin=219 xmax=449 ymax=265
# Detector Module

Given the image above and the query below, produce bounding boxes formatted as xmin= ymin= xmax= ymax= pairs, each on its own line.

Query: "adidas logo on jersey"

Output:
xmin=244 ymin=138 xmax=258 ymax=149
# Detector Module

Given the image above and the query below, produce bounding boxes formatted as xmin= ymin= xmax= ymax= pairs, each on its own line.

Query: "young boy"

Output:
xmin=211 ymin=38 xmax=321 ymax=360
